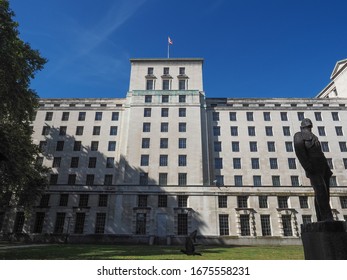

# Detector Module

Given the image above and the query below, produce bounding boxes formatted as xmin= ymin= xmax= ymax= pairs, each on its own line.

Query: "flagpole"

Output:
xmin=167 ymin=43 xmax=170 ymax=58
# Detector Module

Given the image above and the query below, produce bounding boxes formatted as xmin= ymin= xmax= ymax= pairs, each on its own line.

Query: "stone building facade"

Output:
xmin=1 ymin=58 xmax=347 ymax=245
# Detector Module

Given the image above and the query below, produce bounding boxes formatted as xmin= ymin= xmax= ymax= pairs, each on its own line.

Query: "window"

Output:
xmin=179 ymin=155 xmax=187 ymax=166
xmin=283 ymin=126 xmax=291 ymax=136
xmin=160 ymin=138 xmax=168 ymax=148
xmin=73 ymin=141 xmax=82 ymax=151
xmin=45 ymin=112 xmax=53 ymax=121
xmin=250 ymin=141 xmax=257 ymax=152
xmin=159 ymin=155 xmax=168 ymax=166
xmin=332 ymin=112 xmax=339 ymax=121
xmin=233 ymin=158 xmax=241 ymax=169
xmin=162 ymin=80 xmax=170 ymax=90
xmin=213 ymin=126 xmax=220 ymax=136
xmin=59 ymin=126 xmax=67 ymax=136
xmin=95 ymin=112 xmax=103 ymax=120
xmin=52 ymin=157 xmax=61 ymax=168
xmin=318 ymin=126 xmax=326 ymax=136
xmin=280 ymin=112 xmax=288 ymax=121
xmin=142 ymin=138 xmax=150 ymax=149
xmin=162 ymin=95 xmax=169 ymax=103
xmin=315 ymin=112 xmax=322 ymax=121
xmin=260 ymin=215 xmax=272 ymax=236
xmin=39 ymin=141 xmax=47 ymax=152
xmin=178 ymin=195 xmax=188 ymax=207
xmin=179 ymin=95 xmax=186 ymax=103
xmin=297 ymin=112 xmax=304 ymax=121
xmin=246 ymin=112 xmax=253 ymax=121
xmin=78 ymin=112 xmax=86 ymax=121
xmin=158 ymin=195 xmax=167 ymax=207
xmin=263 ymin=112 xmax=271 ymax=121
xmin=139 ymin=172 xmax=148 ymax=185
xmin=253 ymin=175 xmax=262 ymax=186
xmin=282 ymin=215 xmax=293 ymax=236
xmin=49 ymin=174 xmax=58 ymax=185
xmin=214 ymin=141 xmax=222 ymax=152
xmin=110 ymin=126 xmax=118 ymax=135
xmin=42 ymin=126 xmax=50 ymax=135
xmin=178 ymin=79 xmax=186 ymax=90
xmin=177 ymin=213 xmax=188 ymax=235
xmin=136 ymin=213 xmax=147 ymax=235
xmin=39 ymin=194 xmax=50 ymax=207
xmin=278 ymin=196 xmax=288 ymax=208
xmin=219 ymin=214 xmax=229 ymax=236
xmin=74 ymin=213 xmax=85 ymax=234
xmin=91 ymin=141 xmax=99 ymax=151
xmin=108 ymin=141 xmax=116 ymax=151
xmin=214 ymin=157 xmax=223 ymax=169
xmin=76 ymin=126 xmax=84 ymax=135
xmin=248 ymin=126 xmax=256 ymax=136
xmin=267 ymin=141 xmax=275 ymax=152
xmin=179 ymin=108 xmax=186 ymax=117
xmin=159 ymin=173 xmax=168 ymax=185
xmin=13 ymin=212 xmax=25 ymax=233
xmin=179 ymin=122 xmax=186 ymax=132
xmin=141 ymin=155 xmax=149 ymax=166
xmin=272 ymin=176 xmax=281 ymax=186
xmin=299 ymin=196 xmax=309 ymax=208
xmin=112 ymin=112 xmax=119 ymax=121
xmin=143 ymin=123 xmax=151 ymax=132
xmin=327 ymin=158 xmax=333 ymax=169
xmin=95 ymin=213 xmax=106 ymax=234
xmin=259 ymin=196 xmax=268 ymax=208
xmin=104 ymin=174 xmax=113 ymax=185
xmin=62 ymin=112 xmax=69 ymax=121
xmin=178 ymin=173 xmax=187 ymax=185
xmin=93 ymin=126 xmax=101 ymax=135
xmin=321 ymin=142 xmax=329 ymax=152
xmin=237 ymin=196 xmax=248 ymax=208
xmin=54 ymin=213 xmax=66 ymax=234
xmin=147 ymin=67 xmax=154 ymax=75
xmin=335 ymin=126 xmax=343 ymax=136
xmin=302 ymin=215 xmax=312 ymax=225
xmin=288 ymin=158 xmax=297 ymax=169
xmin=240 ymin=214 xmax=250 ymax=236
xmin=343 ymin=158 xmax=347 ymax=169
xmin=218 ymin=196 xmax=227 ymax=208
xmin=98 ymin=194 xmax=108 ymax=207
xmin=145 ymin=95 xmax=152 ymax=103
xmin=265 ymin=126 xmax=273 ymax=136
xmin=251 ymin=158 xmax=259 ymax=169
xmin=339 ymin=142 xmax=347 ymax=152
xmin=340 ymin=197 xmax=347 ymax=208
xmin=230 ymin=126 xmax=238 ymax=136
xmin=179 ymin=67 xmax=185 ymax=75
xmin=86 ymin=174 xmax=94 ymax=185
xmin=285 ymin=141 xmax=293 ymax=152
xmin=291 ymin=176 xmax=299 ymax=186
xmin=232 ymin=141 xmax=240 ymax=152
xmin=161 ymin=108 xmax=169 ymax=117
xmin=144 ymin=108 xmax=151 ymax=117
xmin=79 ymin=194 xmax=89 ymax=207
xmin=330 ymin=176 xmax=337 ymax=186
xmin=178 ymin=138 xmax=186 ymax=149
xmin=229 ymin=112 xmax=237 ymax=121
xmin=212 ymin=112 xmax=220 ymax=121
xmin=59 ymin=194 xmax=69 ymax=206
xmin=234 ymin=175 xmax=243 ymax=186
xmin=161 ymin=122 xmax=169 ymax=132
xmin=68 ymin=174 xmax=76 ymax=185
xmin=138 ymin=195 xmax=148 ymax=207
xmin=33 ymin=212 xmax=45 ymax=233
xmin=106 ymin=157 xmax=114 ymax=168
xmin=56 ymin=141 xmax=64 ymax=151
xmin=88 ymin=157 xmax=97 ymax=168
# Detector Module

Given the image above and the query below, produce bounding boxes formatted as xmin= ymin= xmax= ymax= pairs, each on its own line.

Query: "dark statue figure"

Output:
xmin=180 ymin=230 xmax=201 ymax=255
xmin=294 ymin=118 xmax=334 ymax=222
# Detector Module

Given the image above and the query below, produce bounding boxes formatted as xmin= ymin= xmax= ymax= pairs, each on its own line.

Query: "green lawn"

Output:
xmin=0 ymin=243 xmax=304 ymax=260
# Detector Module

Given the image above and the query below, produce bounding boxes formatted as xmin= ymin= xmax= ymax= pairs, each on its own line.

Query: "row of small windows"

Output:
xmin=213 ymin=111 xmax=341 ymax=122
xmin=49 ymin=172 xmax=188 ymax=186
xmin=140 ymin=154 xmax=187 ymax=166
xmin=39 ymin=140 xmax=117 ymax=152
xmin=147 ymin=67 xmax=186 ymax=76
xmin=144 ymin=107 xmax=186 ymax=117
xmin=142 ymin=138 xmax=187 ymax=149
xmin=213 ymin=125 xmax=344 ymax=137
xmin=144 ymin=95 xmax=188 ymax=104
xmin=213 ymin=175 xmax=338 ymax=187
xmin=142 ymin=122 xmax=187 ymax=132
xmin=43 ymin=111 xmax=119 ymax=122
xmin=41 ymin=125 xmax=118 ymax=136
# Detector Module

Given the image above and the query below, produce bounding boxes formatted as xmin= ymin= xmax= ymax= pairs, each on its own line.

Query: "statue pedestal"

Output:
xmin=301 ymin=221 xmax=347 ymax=259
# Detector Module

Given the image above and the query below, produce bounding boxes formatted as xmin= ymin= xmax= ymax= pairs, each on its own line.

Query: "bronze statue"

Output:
xmin=294 ymin=118 xmax=334 ymax=222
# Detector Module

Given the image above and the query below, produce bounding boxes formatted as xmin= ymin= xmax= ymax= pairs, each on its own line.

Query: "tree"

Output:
xmin=0 ymin=0 xmax=49 ymax=208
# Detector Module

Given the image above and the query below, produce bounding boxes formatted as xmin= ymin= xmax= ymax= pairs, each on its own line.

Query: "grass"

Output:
xmin=0 ymin=243 xmax=304 ymax=260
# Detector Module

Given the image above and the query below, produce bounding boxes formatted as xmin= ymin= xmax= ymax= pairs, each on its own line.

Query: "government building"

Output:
xmin=1 ymin=58 xmax=347 ymax=245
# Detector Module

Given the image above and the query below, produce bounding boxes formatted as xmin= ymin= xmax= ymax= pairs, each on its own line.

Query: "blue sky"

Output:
xmin=10 ymin=0 xmax=347 ymax=99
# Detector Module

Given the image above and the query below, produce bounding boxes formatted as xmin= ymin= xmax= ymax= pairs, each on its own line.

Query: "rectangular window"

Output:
xmin=327 ymin=158 xmax=333 ymax=169
xmin=246 ymin=112 xmax=253 ymax=121
xmin=278 ymin=196 xmax=288 ymax=208
xmin=162 ymin=80 xmax=170 ymax=90
xmin=229 ymin=112 xmax=237 ymax=121
xmin=339 ymin=142 xmax=347 ymax=152
xmin=332 ymin=112 xmax=339 ymax=121
xmin=139 ymin=173 xmax=148 ymax=185
xmin=39 ymin=141 xmax=47 ymax=152
xmin=233 ymin=158 xmax=241 ymax=169
xmin=162 ymin=95 xmax=169 ymax=103
xmin=259 ymin=196 xmax=268 ymax=208
xmin=260 ymin=215 xmax=272 ymax=236
xmin=33 ymin=212 xmax=45 ymax=233
xmin=160 ymin=138 xmax=168 ymax=149
xmin=147 ymin=67 xmax=153 ymax=75
xmin=288 ymin=158 xmax=297 ymax=169
xmin=141 ymin=155 xmax=149 ymax=166
xmin=321 ymin=142 xmax=329 ymax=152
xmin=232 ymin=141 xmax=240 ymax=152
xmin=145 ymin=95 xmax=152 ymax=103
xmin=74 ymin=213 xmax=85 ymax=234
xmin=265 ymin=126 xmax=273 ymax=136
xmin=179 ymin=122 xmax=186 ymax=132
xmin=330 ymin=176 xmax=337 ymax=186
xmin=218 ymin=196 xmax=227 ymax=208
xmin=297 ymin=112 xmax=304 ymax=121
xmin=214 ymin=157 xmax=223 ymax=169
xmin=52 ymin=157 xmax=61 ymax=168
xmin=106 ymin=157 xmax=114 ymax=168
xmin=179 ymin=155 xmax=187 ymax=166
xmin=98 ymin=194 xmax=108 ymax=207
xmin=112 ymin=112 xmax=119 ymax=121
xmin=95 ymin=213 xmax=106 ymax=234
xmin=179 ymin=79 xmax=186 ymax=90
xmin=95 ymin=112 xmax=103 ymax=121
xmin=158 ymin=195 xmax=167 ymax=207
xmin=68 ymin=174 xmax=76 ymax=185
xmin=136 ymin=213 xmax=147 ymax=235
xmin=253 ymin=175 xmax=262 ymax=186
xmin=159 ymin=173 xmax=168 ymax=185
xmin=315 ymin=112 xmax=322 ymax=121
xmin=251 ymin=158 xmax=259 ymax=169
xmin=73 ymin=141 xmax=82 ymax=151
xmin=59 ymin=194 xmax=69 ymax=206
xmin=283 ymin=126 xmax=291 ymax=136
xmin=213 ymin=126 xmax=220 ymax=136
xmin=78 ymin=112 xmax=86 ymax=121
xmin=240 ymin=214 xmax=250 ymax=236
xmin=340 ymin=197 xmax=347 ymax=208
xmin=39 ymin=194 xmax=50 ymax=207
xmin=272 ymin=175 xmax=281 ymax=186
xmin=178 ymin=195 xmax=188 ymax=207
xmin=237 ymin=196 xmax=248 ymax=208
xmin=76 ymin=126 xmax=84 ymax=135
xmin=250 ymin=141 xmax=257 ymax=152
xmin=285 ymin=141 xmax=294 ymax=152
xmin=291 ymin=176 xmax=299 ymax=186
xmin=93 ymin=126 xmax=101 ymax=135
xmin=302 ymin=215 xmax=312 ymax=225
xmin=343 ymin=158 xmax=347 ymax=169
xmin=59 ymin=126 xmax=67 ymax=136
xmin=138 ymin=195 xmax=148 ymax=207
xmin=86 ymin=174 xmax=94 ymax=185
xmin=335 ymin=126 xmax=343 ymax=136
xmin=282 ymin=215 xmax=293 ymax=236
xmin=62 ymin=112 xmax=70 ymax=121
xmin=144 ymin=108 xmax=151 ymax=117
xmin=91 ymin=141 xmax=99 ymax=151
xmin=142 ymin=138 xmax=150 ymax=149
xmin=214 ymin=141 xmax=222 ymax=152
xmin=108 ymin=141 xmax=116 ymax=151
xmin=299 ymin=196 xmax=309 ymax=208
xmin=268 ymin=158 xmax=278 ymax=169
xmin=263 ymin=112 xmax=271 ymax=121
xmin=159 ymin=155 xmax=168 ymax=166
xmin=178 ymin=173 xmax=187 ymax=185
xmin=230 ymin=126 xmax=238 ymax=136
xmin=267 ymin=142 xmax=275 ymax=152
xmin=318 ymin=126 xmax=326 ymax=136
xmin=110 ymin=126 xmax=118 ymax=135
xmin=88 ymin=157 xmax=97 ymax=168
xmin=280 ymin=112 xmax=288 ymax=121
xmin=177 ymin=214 xmax=188 ymax=235
xmin=104 ymin=174 xmax=113 ymax=185
xmin=179 ymin=95 xmax=186 ymax=103
xmin=179 ymin=108 xmax=186 ymax=117
xmin=161 ymin=108 xmax=169 ymax=117
xmin=219 ymin=214 xmax=229 ymax=236
xmin=178 ymin=138 xmax=186 ymax=149
xmin=234 ymin=175 xmax=243 ymax=186
xmin=45 ymin=112 xmax=53 ymax=121
xmin=143 ymin=123 xmax=151 ymax=132
xmin=248 ymin=126 xmax=256 ymax=136
xmin=53 ymin=213 xmax=66 ymax=234
xmin=79 ymin=194 xmax=89 ymax=207
xmin=212 ymin=112 xmax=220 ymax=121
xmin=161 ymin=122 xmax=169 ymax=132
xmin=42 ymin=126 xmax=50 ymax=135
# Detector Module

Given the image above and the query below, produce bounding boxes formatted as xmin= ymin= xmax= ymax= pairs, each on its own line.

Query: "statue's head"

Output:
xmin=300 ymin=118 xmax=313 ymax=129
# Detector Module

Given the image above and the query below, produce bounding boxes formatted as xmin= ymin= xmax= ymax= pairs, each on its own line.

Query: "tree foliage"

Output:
xmin=0 ymin=0 xmax=49 ymax=208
